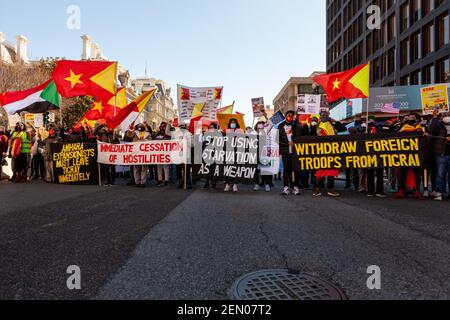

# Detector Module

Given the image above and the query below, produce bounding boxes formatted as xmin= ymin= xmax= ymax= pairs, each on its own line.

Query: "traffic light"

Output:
xmin=43 ymin=112 xmax=50 ymax=126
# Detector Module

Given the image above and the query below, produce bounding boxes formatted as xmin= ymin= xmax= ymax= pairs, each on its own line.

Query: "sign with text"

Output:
xmin=293 ymin=133 xmax=426 ymax=171
xmin=195 ymin=133 xmax=259 ymax=183
xmin=177 ymin=85 xmax=223 ymax=122
xmin=420 ymin=84 xmax=449 ymax=115
xmin=297 ymin=94 xmax=322 ymax=115
xmin=97 ymin=140 xmax=187 ymax=165
xmin=51 ymin=142 xmax=96 ymax=184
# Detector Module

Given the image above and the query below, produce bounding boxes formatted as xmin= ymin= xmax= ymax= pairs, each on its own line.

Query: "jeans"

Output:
xmin=436 ymin=155 xmax=450 ymax=194
xmin=345 ymin=169 xmax=360 ymax=190
xmin=367 ymin=169 xmax=384 ymax=195
xmin=282 ymin=154 xmax=299 ymax=188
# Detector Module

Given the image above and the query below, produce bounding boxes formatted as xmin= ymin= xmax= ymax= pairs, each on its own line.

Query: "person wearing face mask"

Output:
xmin=253 ymin=119 xmax=274 ymax=192
xmin=9 ymin=123 xmax=31 ymax=183
xmin=166 ymin=121 xmax=194 ymax=189
xmin=153 ymin=122 xmax=171 ymax=187
xmin=131 ymin=124 xmax=152 ymax=188
xmin=42 ymin=125 xmax=59 ymax=183
xmin=395 ymin=115 xmax=425 ymax=199
xmin=202 ymin=123 xmax=220 ymax=190
xmin=224 ymin=119 xmax=244 ymax=193
xmin=0 ymin=126 xmax=8 ymax=181
xmin=279 ymin=111 xmax=305 ymax=196
xmin=428 ymin=110 xmax=450 ymax=201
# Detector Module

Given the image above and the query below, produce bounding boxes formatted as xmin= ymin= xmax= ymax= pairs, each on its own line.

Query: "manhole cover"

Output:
xmin=231 ymin=270 xmax=347 ymax=300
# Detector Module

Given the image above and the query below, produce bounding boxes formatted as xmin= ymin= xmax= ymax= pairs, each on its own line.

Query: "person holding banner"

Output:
xmin=429 ymin=111 xmax=450 ymax=201
xmin=313 ymin=112 xmax=341 ymax=198
xmin=280 ymin=111 xmax=306 ymax=196
xmin=224 ymin=118 xmax=245 ymax=193
xmin=153 ymin=122 xmax=171 ymax=187
xmin=395 ymin=115 xmax=425 ymax=200
xmin=166 ymin=121 xmax=193 ymax=190
xmin=253 ymin=119 xmax=274 ymax=192
xmin=0 ymin=126 xmax=8 ymax=181
xmin=133 ymin=124 xmax=152 ymax=188
xmin=365 ymin=120 xmax=387 ymax=198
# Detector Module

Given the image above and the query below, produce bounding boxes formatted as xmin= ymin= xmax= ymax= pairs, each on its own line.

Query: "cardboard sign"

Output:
xmin=217 ymin=114 xmax=246 ymax=131
xmin=297 ymin=94 xmax=322 ymax=115
xmin=421 ymin=84 xmax=449 ymax=115
xmin=51 ymin=142 xmax=97 ymax=184
xmin=251 ymin=97 xmax=265 ymax=118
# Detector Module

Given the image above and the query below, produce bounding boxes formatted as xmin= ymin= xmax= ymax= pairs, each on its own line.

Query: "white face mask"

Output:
xmin=311 ymin=121 xmax=318 ymax=127
xmin=443 ymin=117 xmax=450 ymax=125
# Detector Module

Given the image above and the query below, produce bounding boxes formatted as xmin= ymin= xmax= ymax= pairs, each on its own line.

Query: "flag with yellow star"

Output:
xmin=83 ymin=87 xmax=127 ymax=121
xmin=52 ymin=60 xmax=117 ymax=100
xmin=313 ymin=63 xmax=370 ymax=103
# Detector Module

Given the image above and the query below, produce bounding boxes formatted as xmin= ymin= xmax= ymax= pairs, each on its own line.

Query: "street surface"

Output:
xmin=0 ymin=180 xmax=449 ymax=300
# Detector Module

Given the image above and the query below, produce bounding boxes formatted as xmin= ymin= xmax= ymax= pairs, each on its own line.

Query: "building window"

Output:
xmin=437 ymin=13 xmax=450 ymax=49
xmin=400 ymin=38 xmax=410 ymax=67
xmin=400 ymin=75 xmax=410 ymax=85
xmin=436 ymin=57 xmax=450 ymax=83
xmin=422 ymin=64 xmax=435 ymax=84
xmin=423 ymin=23 xmax=435 ymax=56
xmin=410 ymin=70 xmax=421 ymax=85
xmin=400 ymin=2 xmax=409 ymax=33
xmin=411 ymin=31 xmax=421 ymax=62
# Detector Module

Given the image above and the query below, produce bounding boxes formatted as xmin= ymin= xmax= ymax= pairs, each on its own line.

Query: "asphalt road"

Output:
xmin=1 ymin=180 xmax=449 ymax=300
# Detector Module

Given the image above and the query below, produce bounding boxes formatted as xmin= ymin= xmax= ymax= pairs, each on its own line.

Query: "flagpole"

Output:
xmin=366 ymin=98 xmax=369 ymax=134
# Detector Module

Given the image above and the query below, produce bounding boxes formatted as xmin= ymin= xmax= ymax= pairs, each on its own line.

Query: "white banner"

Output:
xmin=177 ymin=85 xmax=223 ymax=122
xmin=97 ymin=140 xmax=188 ymax=165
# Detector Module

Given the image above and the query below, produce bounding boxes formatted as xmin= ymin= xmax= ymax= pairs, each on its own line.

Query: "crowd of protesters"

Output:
xmin=1 ymin=108 xmax=449 ymax=201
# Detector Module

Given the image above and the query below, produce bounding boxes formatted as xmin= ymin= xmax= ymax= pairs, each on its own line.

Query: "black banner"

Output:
xmin=51 ymin=142 xmax=97 ymax=184
xmin=194 ymin=133 xmax=259 ymax=183
xmin=293 ymin=133 xmax=426 ymax=171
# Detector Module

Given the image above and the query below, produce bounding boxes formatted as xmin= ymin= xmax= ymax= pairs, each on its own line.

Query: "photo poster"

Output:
xmin=421 ymin=84 xmax=449 ymax=115
xmin=51 ymin=142 xmax=97 ymax=184
xmin=7 ymin=114 xmax=21 ymax=129
xmin=195 ymin=133 xmax=259 ymax=183
xmin=251 ymin=97 xmax=265 ymax=118
xmin=259 ymin=129 xmax=280 ymax=176
xmin=297 ymin=94 xmax=322 ymax=115
xmin=177 ymin=85 xmax=224 ymax=123
xmin=23 ymin=113 xmax=44 ymax=128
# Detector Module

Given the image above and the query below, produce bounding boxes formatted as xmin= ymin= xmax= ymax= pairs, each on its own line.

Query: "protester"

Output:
xmin=345 ymin=126 xmax=360 ymax=191
xmin=202 ymin=123 xmax=219 ymax=190
xmin=153 ymin=122 xmax=170 ymax=187
xmin=428 ymin=111 xmax=450 ymax=201
xmin=0 ymin=126 xmax=8 ymax=180
xmin=42 ymin=125 xmax=59 ymax=183
xmin=395 ymin=114 xmax=425 ymax=200
xmin=253 ymin=116 xmax=274 ymax=192
xmin=95 ymin=125 xmax=119 ymax=186
xmin=224 ymin=118 xmax=244 ymax=193
xmin=31 ymin=129 xmax=46 ymax=181
xmin=123 ymin=125 xmax=137 ymax=186
xmin=279 ymin=111 xmax=304 ymax=196
xmin=167 ymin=121 xmax=193 ymax=189
xmin=365 ymin=119 xmax=386 ymax=198
xmin=313 ymin=112 xmax=341 ymax=197
xmin=132 ymin=123 xmax=152 ymax=188
xmin=9 ymin=123 xmax=31 ymax=183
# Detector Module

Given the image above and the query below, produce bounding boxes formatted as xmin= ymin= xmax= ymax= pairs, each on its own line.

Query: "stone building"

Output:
xmin=0 ymin=32 xmax=29 ymax=64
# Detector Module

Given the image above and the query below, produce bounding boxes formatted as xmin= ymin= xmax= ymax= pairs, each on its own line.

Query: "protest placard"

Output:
xmin=97 ymin=140 xmax=187 ymax=165
xmin=51 ymin=142 xmax=97 ymax=184
xmin=251 ymin=97 xmax=265 ymax=118
xmin=420 ymin=84 xmax=449 ymax=115
xmin=293 ymin=133 xmax=426 ymax=171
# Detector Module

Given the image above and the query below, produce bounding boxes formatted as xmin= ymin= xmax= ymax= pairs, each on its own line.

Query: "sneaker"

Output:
xmin=367 ymin=193 xmax=375 ymax=197
xmin=233 ymin=184 xmax=239 ymax=193
xmin=431 ymin=191 xmax=439 ymax=198
xmin=358 ymin=188 xmax=366 ymax=193
xmin=293 ymin=187 xmax=301 ymax=196
xmin=413 ymin=191 xmax=425 ymax=200
xmin=156 ymin=181 xmax=163 ymax=187
xmin=434 ymin=193 xmax=443 ymax=201
xmin=203 ymin=182 xmax=210 ymax=190
xmin=253 ymin=184 xmax=260 ymax=191
xmin=327 ymin=190 xmax=340 ymax=197
xmin=394 ymin=190 xmax=405 ymax=199
xmin=376 ymin=193 xmax=387 ymax=198
xmin=224 ymin=184 xmax=231 ymax=192
xmin=265 ymin=185 xmax=271 ymax=192
xmin=313 ymin=190 xmax=322 ymax=197
xmin=282 ymin=187 xmax=290 ymax=196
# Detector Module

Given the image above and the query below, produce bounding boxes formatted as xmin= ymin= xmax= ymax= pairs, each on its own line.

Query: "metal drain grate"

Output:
xmin=231 ymin=270 xmax=347 ymax=300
